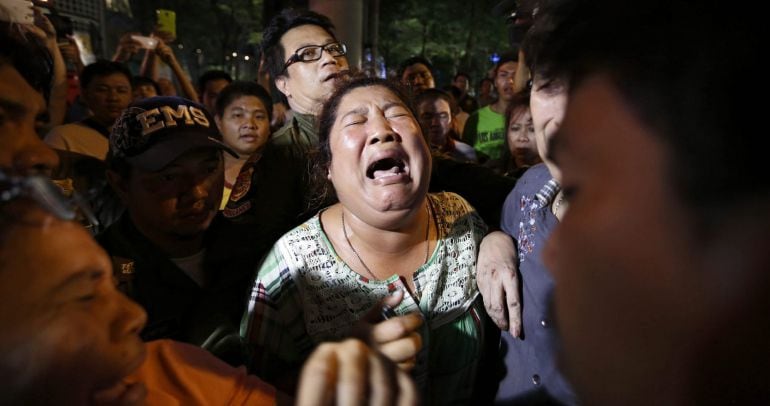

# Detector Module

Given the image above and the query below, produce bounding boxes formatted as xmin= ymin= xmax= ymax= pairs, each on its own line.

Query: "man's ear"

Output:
xmin=275 ymin=76 xmax=290 ymax=99
xmin=214 ymin=115 xmax=223 ymax=131
xmin=106 ymin=170 xmax=130 ymax=204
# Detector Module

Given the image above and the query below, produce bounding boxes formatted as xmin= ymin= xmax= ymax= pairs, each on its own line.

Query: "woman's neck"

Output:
xmin=347 ymin=204 xmax=429 ymax=254
xmin=325 ymin=199 xmax=435 ymax=286
xmin=513 ymin=149 xmax=541 ymax=168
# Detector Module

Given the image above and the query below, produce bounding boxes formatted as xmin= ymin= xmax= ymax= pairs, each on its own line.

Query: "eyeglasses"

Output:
xmin=283 ymin=42 xmax=347 ymax=71
xmin=0 ymin=170 xmax=99 ymax=229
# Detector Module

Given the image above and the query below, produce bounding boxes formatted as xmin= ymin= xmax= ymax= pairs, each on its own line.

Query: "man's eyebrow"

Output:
xmin=0 ymin=97 xmax=47 ymax=123
xmin=295 ymin=39 xmax=336 ymax=51
xmin=340 ymin=107 xmax=368 ymax=121
xmin=235 ymin=106 xmax=268 ymax=113
xmin=50 ymin=269 xmax=103 ymax=295
xmin=0 ymin=98 xmax=28 ymax=119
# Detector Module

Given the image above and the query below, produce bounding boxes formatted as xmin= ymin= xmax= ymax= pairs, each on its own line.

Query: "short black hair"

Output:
xmin=493 ymin=52 xmax=519 ymax=77
xmin=0 ymin=22 xmax=54 ymax=100
xmin=215 ymin=81 xmax=273 ymax=122
xmin=453 ymin=72 xmax=471 ymax=82
xmin=80 ymin=60 xmax=132 ymax=89
xmin=261 ymin=8 xmax=337 ymax=80
xmin=197 ymin=70 xmax=233 ymax=95
xmin=132 ymin=76 xmax=160 ymax=94
xmin=418 ymin=87 xmax=459 ymax=117
xmin=397 ymin=56 xmax=434 ymax=81
xmin=537 ymin=0 xmax=766 ymax=228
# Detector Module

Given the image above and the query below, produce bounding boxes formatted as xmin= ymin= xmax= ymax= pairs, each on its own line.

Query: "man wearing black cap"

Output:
xmin=98 ymin=96 xmax=252 ymax=364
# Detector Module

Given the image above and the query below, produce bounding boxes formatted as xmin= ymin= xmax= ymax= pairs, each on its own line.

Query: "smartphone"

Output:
xmin=0 ymin=0 xmax=34 ymax=24
xmin=156 ymin=9 xmax=176 ymax=38
xmin=131 ymin=34 xmax=158 ymax=50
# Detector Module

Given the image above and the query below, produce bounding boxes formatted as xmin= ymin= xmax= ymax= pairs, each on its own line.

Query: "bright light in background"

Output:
xmin=232 ymin=52 xmax=238 ymax=57
xmin=244 ymin=55 xmax=250 ymax=61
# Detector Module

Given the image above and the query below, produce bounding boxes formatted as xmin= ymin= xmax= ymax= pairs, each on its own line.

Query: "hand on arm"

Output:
xmin=477 ymin=230 xmax=521 ymax=337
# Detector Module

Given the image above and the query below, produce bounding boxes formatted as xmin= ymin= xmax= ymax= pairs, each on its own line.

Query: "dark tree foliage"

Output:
xmin=379 ymin=0 xmax=511 ymax=86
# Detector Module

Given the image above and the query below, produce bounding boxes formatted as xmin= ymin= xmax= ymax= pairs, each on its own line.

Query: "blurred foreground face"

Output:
xmin=0 ymin=65 xmax=59 ymax=174
xmin=545 ymin=75 xmax=701 ymax=404
xmin=0 ymin=203 xmax=147 ymax=403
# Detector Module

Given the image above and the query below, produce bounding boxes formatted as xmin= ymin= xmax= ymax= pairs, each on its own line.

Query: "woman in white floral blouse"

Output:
xmin=241 ymin=77 xmax=492 ymax=404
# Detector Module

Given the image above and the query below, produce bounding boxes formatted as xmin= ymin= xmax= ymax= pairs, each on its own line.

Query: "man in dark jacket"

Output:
xmin=99 ymin=96 xmax=251 ymax=364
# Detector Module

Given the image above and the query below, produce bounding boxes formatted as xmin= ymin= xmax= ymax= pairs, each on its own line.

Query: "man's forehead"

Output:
xmin=406 ymin=64 xmax=430 ymax=72
xmin=281 ymin=24 xmax=335 ymax=49
xmin=88 ymin=73 xmax=131 ymax=85
xmin=204 ymin=78 xmax=229 ymax=92
xmin=420 ymin=99 xmax=450 ymax=112
xmin=497 ymin=62 xmax=518 ymax=74
xmin=225 ymin=95 xmax=268 ymax=111
xmin=0 ymin=65 xmax=46 ymax=113
xmin=155 ymin=147 xmax=221 ymax=171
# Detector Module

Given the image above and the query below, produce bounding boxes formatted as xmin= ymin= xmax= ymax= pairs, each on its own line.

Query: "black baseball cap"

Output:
xmin=109 ymin=96 xmax=237 ymax=171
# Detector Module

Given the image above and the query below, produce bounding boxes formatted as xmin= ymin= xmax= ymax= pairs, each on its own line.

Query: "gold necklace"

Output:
xmin=341 ymin=201 xmax=433 ymax=280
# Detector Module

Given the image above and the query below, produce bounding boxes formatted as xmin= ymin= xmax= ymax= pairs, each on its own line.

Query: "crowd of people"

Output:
xmin=1 ymin=0 xmax=767 ymax=404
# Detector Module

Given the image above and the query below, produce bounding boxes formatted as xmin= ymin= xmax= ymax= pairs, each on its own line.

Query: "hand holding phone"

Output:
xmin=130 ymin=35 xmax=158 ymax=50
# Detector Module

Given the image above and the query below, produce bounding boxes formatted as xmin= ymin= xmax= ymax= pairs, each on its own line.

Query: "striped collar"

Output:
xmin=534 ymin=178 xmax=561 ymax=207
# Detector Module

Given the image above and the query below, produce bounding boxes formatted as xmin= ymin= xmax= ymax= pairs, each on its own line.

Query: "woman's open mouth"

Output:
xmin=366 ymin=157 xmax=406 ymax=180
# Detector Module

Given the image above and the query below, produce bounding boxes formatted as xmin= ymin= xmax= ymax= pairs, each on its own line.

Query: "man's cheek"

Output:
xmin=139 ymin=179 xmax=179 ymax=198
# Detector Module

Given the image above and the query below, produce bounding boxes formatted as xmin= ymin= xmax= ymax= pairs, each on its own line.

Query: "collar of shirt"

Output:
xmin=534 ymin=178 xmax=561 ymax=208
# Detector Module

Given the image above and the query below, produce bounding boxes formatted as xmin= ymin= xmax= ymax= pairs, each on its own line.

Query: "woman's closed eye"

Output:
xmin=385 ymin=106 xmax=411 ymax=119
xmin=344 ymin=116 xmax=366 ymax=127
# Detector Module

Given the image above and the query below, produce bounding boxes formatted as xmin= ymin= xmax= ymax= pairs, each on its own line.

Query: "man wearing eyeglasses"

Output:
xmin=261 ymin=8 xmax=350 ymax=157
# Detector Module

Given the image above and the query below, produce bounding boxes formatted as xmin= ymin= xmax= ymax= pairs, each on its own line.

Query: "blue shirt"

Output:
xmin=495 ymin=163 xmax=578 ymax=405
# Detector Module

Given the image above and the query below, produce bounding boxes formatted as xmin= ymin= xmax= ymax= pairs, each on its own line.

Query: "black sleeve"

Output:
xmin=429 ymin=155 xmax=517 ymax=228
xmin=462 ymin=110 xmax=480 ymax=144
